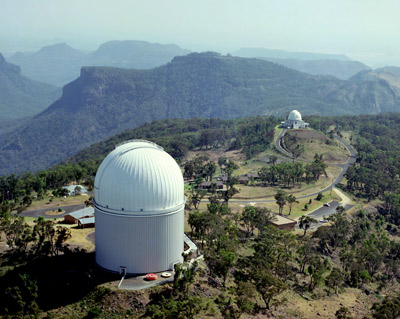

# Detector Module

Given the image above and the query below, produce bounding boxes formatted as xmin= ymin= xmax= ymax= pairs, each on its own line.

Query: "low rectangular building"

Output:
xmin=246 ymin=173 xmax=260 ymax=180
xmin=270 ymin=214 xmax=297 ymax=231
xmin=199 ymin=181 xmax=224 ymax=190
xmin=64 ymin=206 xmax=94 ymax=224
xmin=238 ymin=176 xmax=249 ymax=184
xmin=78 ymin=217 xmax=95 ymax=228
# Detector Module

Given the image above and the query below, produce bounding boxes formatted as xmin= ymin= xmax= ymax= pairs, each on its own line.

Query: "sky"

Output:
xmin=1 ymin=0 xmax=400 ymax=67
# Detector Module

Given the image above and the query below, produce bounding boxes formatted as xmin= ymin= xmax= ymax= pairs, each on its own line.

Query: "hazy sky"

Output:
xmin=1 ymin=0 xmax=400 ymax=66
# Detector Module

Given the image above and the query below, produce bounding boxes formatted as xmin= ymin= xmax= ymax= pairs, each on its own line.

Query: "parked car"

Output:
xmin=323 ymin=203 xmax=330 ymax=207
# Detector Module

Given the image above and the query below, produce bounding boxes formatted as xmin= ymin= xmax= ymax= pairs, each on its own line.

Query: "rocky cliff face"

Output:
xmin=2 ymin=53 xmax=400 ymax=175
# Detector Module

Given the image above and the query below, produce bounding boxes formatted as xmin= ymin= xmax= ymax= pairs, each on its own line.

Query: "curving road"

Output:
xmin=229 ymin=133 xmax=357 ymax=204
xmin=20 ymin=134 xmax=357 ymax=218
xmin=19 ymin=204 xmax=86 ymax=219
xmin=275 ymin=129 xmax=293 ymax=158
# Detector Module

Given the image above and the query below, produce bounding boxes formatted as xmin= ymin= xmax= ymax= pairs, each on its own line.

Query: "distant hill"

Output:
xmin=87 ymin=40 xmax=190 ymax=69
xmin=350 ymin=66 xmax=400 ymax=92
xmin=324 ymin=67 xmax=400 ymax=113
xmin=233 ymin=48 xmax=350 ymax=61
xmin=8 ymin=41 xmax=190 ymax=86
xmin=64 ymin=116 xmax=279 ymax=166
xmin=258 ymin=58 xmax=371 ymax=80
xmin=0 ymin=53 xmax=61 ymax=122
xmin=2 ymin=53 xmax=400 ymax=175
xmin=8 ymin=43 xmax=86 ymax=87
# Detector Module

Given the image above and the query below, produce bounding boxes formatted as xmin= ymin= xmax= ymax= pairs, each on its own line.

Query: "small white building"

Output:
xmin=94 ymin=140 xmax=185 ymax=275
xmin=281 ymin=110 xmax=309 ymax=129
xmin=63 ymin=185 xmax=88 ymax=196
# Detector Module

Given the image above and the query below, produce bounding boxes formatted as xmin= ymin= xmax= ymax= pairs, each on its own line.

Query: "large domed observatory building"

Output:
xmin=93 ymin=140 xmax=185 ymax=275
xmin=281 ymin=110 xmax=309 ymax=129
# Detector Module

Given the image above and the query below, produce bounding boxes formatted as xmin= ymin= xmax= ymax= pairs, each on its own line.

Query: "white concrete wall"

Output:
xmin=95 ymin=207 xmax=184 ymax=274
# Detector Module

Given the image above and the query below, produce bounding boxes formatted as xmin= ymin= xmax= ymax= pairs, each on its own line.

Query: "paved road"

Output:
xmin=21 ymin=135 xmax=357 ymax=219
xmin=87 ymin=231 xmax=95 ymax=245
xmin=295 ymin=201 xmax=354 ymax=231
xmin=227 ymin=133 xmax=357 ymax=206
xmin=19 ymin=204 xmax=86 ymax=218
xmin=275 ymin=129 xmax=293 ymax=158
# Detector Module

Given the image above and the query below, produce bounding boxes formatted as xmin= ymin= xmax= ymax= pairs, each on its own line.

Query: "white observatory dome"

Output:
xmin=94 ymin=140 xmax=185 ymax=274
xmin=288 ymin=110 xmax=302 ymax=121
xmin=94 ymin=140 xmax=185 ymax=215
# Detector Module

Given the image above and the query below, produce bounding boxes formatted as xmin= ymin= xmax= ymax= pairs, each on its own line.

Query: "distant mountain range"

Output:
xmin=258 ymin=58 xmax=371 ymax=80
xmin=8 ymin=41 xmax=190 ymax=86
xmin=233 ymin=47 xmax=371 ymax=79
xmin=2 ymin=53 xmax=400 ymax=175
xmin=0 ymin=53 xmax=61 ymax=123
xmin=233 ymin=47 xmax=351 ymax=61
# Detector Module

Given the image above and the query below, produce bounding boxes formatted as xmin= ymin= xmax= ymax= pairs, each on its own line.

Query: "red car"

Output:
xmin=145 ymin=273 xmax=158 ymax=281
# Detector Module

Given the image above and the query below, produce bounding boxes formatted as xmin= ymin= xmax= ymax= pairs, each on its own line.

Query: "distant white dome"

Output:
xmin=94 ymin=140 xmax=185 ymax=215
xmin=288 ymin=110 xmax=302 ymax=121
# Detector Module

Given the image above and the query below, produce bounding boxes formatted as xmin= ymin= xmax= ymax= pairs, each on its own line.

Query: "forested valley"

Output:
xmin=2 ymin=114 xmax=400 ymax=318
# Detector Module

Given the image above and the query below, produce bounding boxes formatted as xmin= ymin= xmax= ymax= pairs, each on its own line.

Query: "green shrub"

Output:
xmin=87 ymin=306 xmax=101 ymax=318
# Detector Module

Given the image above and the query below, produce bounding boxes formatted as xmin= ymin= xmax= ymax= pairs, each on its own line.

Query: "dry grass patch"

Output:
xmin=187 ymin=148 xmax=245 ymax=163
xmin=26 ymin=194 xmax=88 ymax=211
xmin=273 ymin=125 xmax=283 ymax=142
xmin=234 ymin=159 xmax=266 ymax=176
xmin=341 ymin=131 xmax=353 ymax=144
xmin=281 ymin=288 xmax=374 ymax=319
xmin=230 ymin=190 xmax=340 ymax=220
xmin=232 ymin=166 xmax=342 ymax=200
xmin=65 ymin=226 xmax=95 ymax=251
xmin=44 ymin=209 xmax=65 ymax=216
xmin=286 ymin=129 xmax=350 ymax=164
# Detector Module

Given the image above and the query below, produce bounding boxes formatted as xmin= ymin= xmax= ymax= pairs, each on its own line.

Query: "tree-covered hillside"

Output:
xmin=2 ymin=53 xmax=400 ymax=175
xmin=309 ymin=113 xmax=400 ymax=201
xmin=3 ymin=114 xmax=400 ymax=318
xmin=0 ymin=53 xmax=61 ymax=122
xmin=0 ymin=116 xmax=278 ymax=208
xmin=0 ymin=52 xmax=343 ymax=175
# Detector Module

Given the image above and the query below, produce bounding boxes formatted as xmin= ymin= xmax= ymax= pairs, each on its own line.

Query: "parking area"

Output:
xmin=295 ymin=201 xmax=354 ymax=231
xmin=118 ymin=271 xmax=175 ymax=290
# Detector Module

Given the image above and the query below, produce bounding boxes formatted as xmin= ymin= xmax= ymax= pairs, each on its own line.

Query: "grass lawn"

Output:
xmin=302 ymin=139 xmax=349 ymax=164
xmin=21 ymin=216 xmax=40 ymax=225
xmin=66 ymin=227 xmax=95 ymax=251
xmin=225 ymin=189 xmax=341 ymax=220
xmin=232 ymin=166 xmax=342 ymax=200
xmin=286 ymin=189 xmax=341 ymax=219
xmin=273 ymin=125 xmax=283 ymax=143
xmin=190 ymin=187 xmax=343 ymax=221
xmin=26 ymin=194 xmax=89 ymax=211
xmin=233 ymin=158 xmax=267 ymax=176
xmin=340 ymin=131 xmax=353 ymax=144
xmin=286 ymin=130 xmax=350 ymax=164
xmin=15 ymin=215 xmax=95 ymax=251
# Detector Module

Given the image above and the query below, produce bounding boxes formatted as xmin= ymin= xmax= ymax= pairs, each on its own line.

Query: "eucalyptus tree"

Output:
xmin=274 ymin=189 xmax=287 ymax=215
xmin=299 ymin=215 xmax=317 ymax=236
xmin=287 ymin=194 xmax=298 ymax=215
